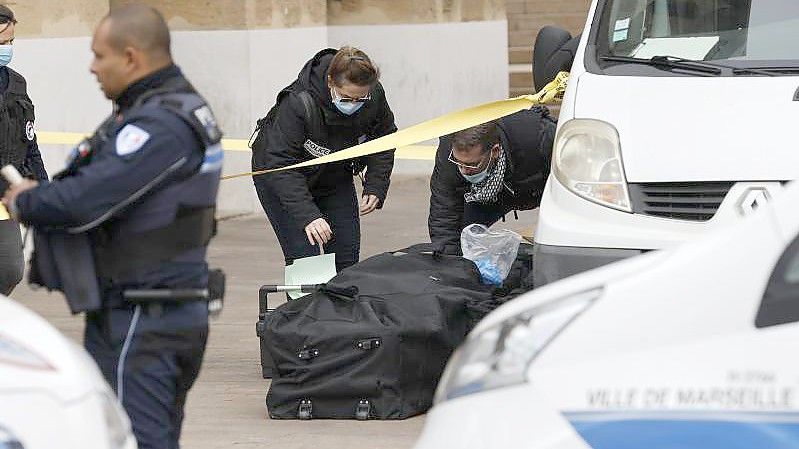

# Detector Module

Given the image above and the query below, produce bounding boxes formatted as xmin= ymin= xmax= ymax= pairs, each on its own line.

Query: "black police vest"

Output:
xmin=0 ymin=69 xmax=35 ymax=174
xmin=88 ymin=80 xmax=223 ymax=283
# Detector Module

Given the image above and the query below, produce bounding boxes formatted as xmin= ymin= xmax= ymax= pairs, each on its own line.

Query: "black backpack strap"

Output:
xmin=249 ymin=88 xmax=326 ymax=150
xmin=297 ymin=90 xmax=327 ymax=145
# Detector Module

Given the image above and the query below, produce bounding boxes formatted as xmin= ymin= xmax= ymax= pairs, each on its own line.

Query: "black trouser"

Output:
xmin=254 ymin=178 xmax=360 ymax=272
xmin=85 ymin=301 xmax=209 ymax=449
xmin=0 ymin=219 xmax=23 ymax=295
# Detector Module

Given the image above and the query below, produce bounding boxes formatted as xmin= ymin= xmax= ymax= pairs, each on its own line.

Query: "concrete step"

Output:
xmin=509 ymin=46 xmax=533 ymax=65
xmin=509 ymin=12 xmax=589 ymax=32
xmin=509 ymin=86 xmax=533 ymax=97
xmin=509 ymin=68 xmax=533 ymax=91
xmin=508 ymin=14 xmax=588 ymax=47
xmin=507 ymin=0 xmax=592 ymax=15
xmin=505 ymin=0 xmax=591 ymax=16
xmin=509 ymin=63 xmax=533 ymax=90
xmin=509 ymin=30 xmax=536 ymax=48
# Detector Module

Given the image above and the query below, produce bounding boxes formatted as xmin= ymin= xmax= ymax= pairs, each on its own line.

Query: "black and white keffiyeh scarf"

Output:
xmin=464 ymin=147 xmax=507 ymax=204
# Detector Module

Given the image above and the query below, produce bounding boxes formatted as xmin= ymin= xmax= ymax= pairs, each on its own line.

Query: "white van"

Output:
xmin=532 ymin=0 xmax=799 ymax=286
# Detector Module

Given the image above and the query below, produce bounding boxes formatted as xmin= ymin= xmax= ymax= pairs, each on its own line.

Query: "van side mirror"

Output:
xmin=533 ymin=26 xmax=580 ymax=92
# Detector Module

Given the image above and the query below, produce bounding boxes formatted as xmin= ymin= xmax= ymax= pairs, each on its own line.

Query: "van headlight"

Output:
xmin=435 ymin=289 xmax=601 ymax=403
xmin=553 ymin=119 xmax=631 ymax=212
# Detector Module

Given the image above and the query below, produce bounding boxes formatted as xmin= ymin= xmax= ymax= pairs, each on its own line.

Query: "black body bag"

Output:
xmin=264 ymin=247 xmax=494 ymax=420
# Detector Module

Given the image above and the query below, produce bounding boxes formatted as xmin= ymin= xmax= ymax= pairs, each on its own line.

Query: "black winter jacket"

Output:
xmin=251 ymin=49 xmax=397 ymax=229
xmin=428 ymin=107 xmax=556 ymax=254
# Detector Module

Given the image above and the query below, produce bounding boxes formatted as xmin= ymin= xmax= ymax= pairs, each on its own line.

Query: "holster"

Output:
xmin=29 ymin=229 xmax=102 ymax=314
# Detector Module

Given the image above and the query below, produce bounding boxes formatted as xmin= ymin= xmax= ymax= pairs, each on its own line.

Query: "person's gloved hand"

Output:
xmin=475 ymin=258 xmax=503 ymax=286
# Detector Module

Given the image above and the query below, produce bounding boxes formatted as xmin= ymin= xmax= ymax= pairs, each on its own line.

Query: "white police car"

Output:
xmin=0 ymin=296 xmax=136 ymax=449
xmin=415 ymin=180 xmax=799 ymax=449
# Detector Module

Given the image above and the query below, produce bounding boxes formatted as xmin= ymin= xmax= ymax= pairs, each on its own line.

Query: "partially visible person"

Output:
xmin=429 ymin=108 xmax=556 ymax=254
xmin=0 ymin=4 xmax=48 ymax=295
xmin=3 ymin=5 xmax=221 ymax=448
xmin=251 ymin=46 xmax=396 ymax=272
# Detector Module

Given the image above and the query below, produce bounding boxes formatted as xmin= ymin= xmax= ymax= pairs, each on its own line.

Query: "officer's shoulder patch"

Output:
xmin=25 ymin=121 xmax=35 ymax=141
xmin=193 ymin=105 xmax=216 ymax=128
xmin=193 ymin=105 xmax=221 ymax=141
xmin=115 ymin=124 xmax=151 ymax=156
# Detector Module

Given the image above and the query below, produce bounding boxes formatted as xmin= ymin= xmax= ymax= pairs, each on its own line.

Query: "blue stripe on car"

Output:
xmin=565 ymin=411 xmax=799 ymax=449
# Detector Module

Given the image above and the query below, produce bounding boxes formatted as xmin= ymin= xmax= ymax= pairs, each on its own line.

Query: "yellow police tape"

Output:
xmin=224 ymin=71 xmax=568 ymax=180
xmin=34 ymin=131 xmax=438 ymax=161
xmin=8 ymin=70 xmax=568 ymax=219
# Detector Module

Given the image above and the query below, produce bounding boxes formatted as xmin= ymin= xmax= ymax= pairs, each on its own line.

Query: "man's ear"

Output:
xmin=491 ymin=143 xmax=501 ymax=157
xmin=123 ymin=46 xmax=140 ymax=73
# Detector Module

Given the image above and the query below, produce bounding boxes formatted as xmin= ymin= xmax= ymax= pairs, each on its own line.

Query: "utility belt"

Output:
xmin=120 ymin=268 xmax=226 ymax=318
xmin=29 ymin=206 xmax=221 ymax=315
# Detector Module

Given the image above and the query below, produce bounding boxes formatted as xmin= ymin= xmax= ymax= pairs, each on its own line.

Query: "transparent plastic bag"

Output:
xmin=460 ymin=224 xmax=522 ymax=286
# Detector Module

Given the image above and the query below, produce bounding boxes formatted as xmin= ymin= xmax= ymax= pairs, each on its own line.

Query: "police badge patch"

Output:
xmin=303 ymin=139 xmax=331 ymax=158
xmin=115 ymin=124 xmax=151 ymax=156
xmin=25 ymin=121 xmax=35 ymax=141
xmin=193 ymin=105 xmax=222 ymax=141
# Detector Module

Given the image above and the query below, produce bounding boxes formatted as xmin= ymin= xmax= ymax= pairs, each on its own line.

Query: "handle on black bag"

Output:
xmin=320 ymin=284 xmax=358 ymax=301
xmin=260 ymin=284 xmax=324 ymax=294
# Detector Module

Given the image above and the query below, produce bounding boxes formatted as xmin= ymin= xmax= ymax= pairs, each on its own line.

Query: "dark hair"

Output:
xmin=0 ymin=4 xmax=17 ymax=29
xmin=328 ymin=46 xmax=380 ymax=87
xmin=105 ymin=4 xmax=171 ymax=59
xmin=451 ymin=122 xmax=500 ymax=154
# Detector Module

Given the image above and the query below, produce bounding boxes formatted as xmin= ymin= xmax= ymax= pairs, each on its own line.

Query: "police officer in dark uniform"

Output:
xmin=2 ymin=6 xmax=222 ymax=449
xmin=251 ymin=46 xmax=396 ymax=272
xmin=0 ymin=5 xmax=48 ymax=295
xmin=428 ymin=109 xmax=556 ymax=254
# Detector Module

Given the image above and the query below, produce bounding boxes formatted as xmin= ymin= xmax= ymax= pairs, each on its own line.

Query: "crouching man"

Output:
xmin=428 ymin=108 xmax=556 ymax=254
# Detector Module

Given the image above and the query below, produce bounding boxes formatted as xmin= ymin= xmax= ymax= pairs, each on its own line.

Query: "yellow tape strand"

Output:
xmin=222 ymin=71 xmax=569 ymax=180
xmin=33 ymin=72 xmax=568 ymax=183
xmin=35 ymin=132 xmax=436 ymax=159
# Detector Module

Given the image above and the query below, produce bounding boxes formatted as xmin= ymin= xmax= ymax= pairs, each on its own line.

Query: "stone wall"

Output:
xmin=5 ymin=0 xmax=107 ymax=38
xmin=507 ymin=0 xmax=590 ymax=47
xmin=328 ymin=0 xmax=504 ymax=25
xmin=7 ymin=0 xmax=505 ymax=36
xmin=506 ymin=0 xmax=591 ymax=95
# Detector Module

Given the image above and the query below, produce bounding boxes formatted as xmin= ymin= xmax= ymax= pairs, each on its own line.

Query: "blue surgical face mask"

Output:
xmin=333 ymin=100 xmax=364 ymax=116
xmin=330 ymin=86 xmax=367 ymax=116
xmin=460 ymin=152 xmax=494 ymax=184
xmin=0 ymin=45 xmax=12 ymax=67
xmin=462 ymin=167 xmax=489 ymax=184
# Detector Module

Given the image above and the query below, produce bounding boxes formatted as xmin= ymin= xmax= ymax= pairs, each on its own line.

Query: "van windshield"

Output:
xmin=595 ymin=0 xmax=799 ymax=73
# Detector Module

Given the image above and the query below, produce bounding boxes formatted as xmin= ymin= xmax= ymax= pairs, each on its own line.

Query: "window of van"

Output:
xmin=755 ymin=234 xmax=799 ymax=328
xmin=592 ymin=0 xmax=799 ymax=74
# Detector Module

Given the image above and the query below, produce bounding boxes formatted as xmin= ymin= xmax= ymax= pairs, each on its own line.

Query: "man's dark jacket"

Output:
xmin=0 ymin=67 xmax=48 ymax=183
xmin=251 ymin=49 xmax=397 ymax=229
xmin=428 ymin=107 xmax=556 ymax=254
